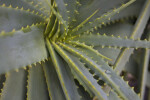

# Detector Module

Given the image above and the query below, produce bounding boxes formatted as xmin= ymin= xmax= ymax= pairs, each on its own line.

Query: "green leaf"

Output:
xmin=52 ymin=42 xmax=108 ymax=100
xmin=58 ymin=43 xmax=140 ymax=100
xmin=69 ymin=0 xmax=127 ymax=29
xmin=93 ymin=23 xmax=134 ymax=65
xmin=92 ymin=22 xmax=134 ymax=37
xmin=137 ymin=49 xmax=149 ymax=99
xmin=44 ymin=13 xmax=56 ymax=36
xmin=0 ymin=24 xmax=47 ymax=74
xmin=42 ymin=60 xmax=66 ymax=100
xmin=23 ymin=0 xmax=51 ymax=12
xmin=27 ymin=64 xmax=49 ymax=100
xmin=0 ymin=0 xmax=49 ymax=17
xmin=114 ymin=0 xmax=150 ymax=72
xmin=70 ymin=34 xmax=150 ymax=48
xmin=0 ymin=69 xmax=27 ymax=100
xmin=110 ymin=0 xmax=145 ymax=23
xmin=67 ymin=41 xmax=112 ymax=61
xmin=48 ymin=18 xmax=58 ymax=38
xmin=70 ymin=0 xmax=135 ymax=36
xmin=0 ymin=5 xmax=45 ymax=32
xmin=55 ymin=0 xmax=68 ymax=24
xmin=62 ymin=0 xmax=76 ymax=26
xmin=136 ymin=31 xmax=150 ymax=99
xmin=46 ymin=39 xmax=80 ymax=100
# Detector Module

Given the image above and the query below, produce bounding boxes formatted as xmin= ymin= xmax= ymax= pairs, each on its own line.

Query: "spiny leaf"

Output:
xmin=114 ymin=0 xmax=150 ymax=72
xmin=27 ymin=64 xmax=49 ymax=100
xmin=0 ymin=24 xmax=47 ymax=74
xmin=107 ymin=0 xmax=145 ymax=24
xmin=46 ymin=39 xmax=80 ymax=100
xmin=44 ymin=2 xmax=56 ymax=36
xmin=67 ymin=41 xmax=112 ymax=61
xmin=93 ymin=23 xmax=134 ymax=64
xmin=58 ymin=43 xmax=140 ymax=100
xmin=94 ymin=46 xmax=120 ymax=65
xmin=62 ymin=0 xmax=76 ymax=26
xmin=69 ymin=0 xmax=126 ymax=29
xmin=0 ymin=5 xmax=45 ymax=32
xmin=48 ymin=18 xmax=58 ymax=38
xmin=52 ymin=42 xmax=108 ymax=100
xmin=54 ymin=0 xmax=68 ymax=24
xmin=42 ymin=60 xmax=66 ymax=100
xmin=92 ymin=22 xmax=134 ymax=37
xmin=137 ymin=31 xmax=150 ymax=99
xmin=70 ymin=34 xmax=150 ymax=49
xmin=46 ymin=0 xmax=68 ymax=32
xmin=0 ymin=69 xmax=27 ymax=100
xmin=23 ymin=0 xmax=51 ymax=12
xmin=0 ymin=0 xmax=48 ymax=17
xmin=24 ymin=0 xmax=50 ymax=16
xmin=69 ymin=0 xmax=135 ymax=36
xmin=138 ymin=49 xmax=149 ymax=99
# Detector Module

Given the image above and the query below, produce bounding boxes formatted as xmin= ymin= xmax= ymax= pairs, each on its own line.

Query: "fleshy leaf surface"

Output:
xmin=0 ymin=24 xmax=47 ymax=74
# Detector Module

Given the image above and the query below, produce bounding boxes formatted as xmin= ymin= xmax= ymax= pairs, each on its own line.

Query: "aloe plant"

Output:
xmin=0 ymin=0 xmax=150 ymax=100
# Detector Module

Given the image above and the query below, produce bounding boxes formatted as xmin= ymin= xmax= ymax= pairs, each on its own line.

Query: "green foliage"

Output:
xmin=0 ymin=0 xmax=150 ymax=100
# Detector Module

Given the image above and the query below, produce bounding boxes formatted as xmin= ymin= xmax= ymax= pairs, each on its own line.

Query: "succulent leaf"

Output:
xmin=46 ymin=40 xmax=80 ymax=100
xmin=52 ymin=42 xmax=108 ymax=100
xmin=42 ymin=60 xmax=66 ymax=100
xmin=69 ymin=0 xmax=135 ymax=36
xmin=27 ymin=64 xmax=49 ymax=100
xmin=0 ymin=5 xmax=46 ymax=32
xmin=0 ymin=24 xmax=47 ymax=74
xmin=114 ymin=0 xmax=150 ymax=72
xmin=0 ymin=69 xmax=26 ymax=100
xmin=70 ymin=34 xmax=150 ymax=49
xmin=0 ymin=0 xmax=149 ymax=100
xmin=57 ymin=43 xmax=140 ymax=100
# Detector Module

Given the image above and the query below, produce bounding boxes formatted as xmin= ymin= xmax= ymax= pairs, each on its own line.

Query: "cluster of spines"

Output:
xmin=28 ymin=1 xmax=50 ymax=16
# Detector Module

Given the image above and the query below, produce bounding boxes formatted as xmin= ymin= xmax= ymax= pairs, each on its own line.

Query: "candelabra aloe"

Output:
xmin=0 ymin=0 xmax=150 ymax=100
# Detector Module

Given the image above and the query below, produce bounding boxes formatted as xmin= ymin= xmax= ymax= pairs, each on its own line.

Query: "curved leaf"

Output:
xmin=52 ymin=42 xmax=108 ymax=100
xmin=46 ymin=39 xmax=80 ymax=100
xmin=0 ymin=5 xmax=45 ymax=32
xmin=0 ymin=0 xmax=48 ymax=17
xmin=58 ymin=43 xmax=140 ymax=100
xmin=0 ymin=24 xmax=47 ymax=74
